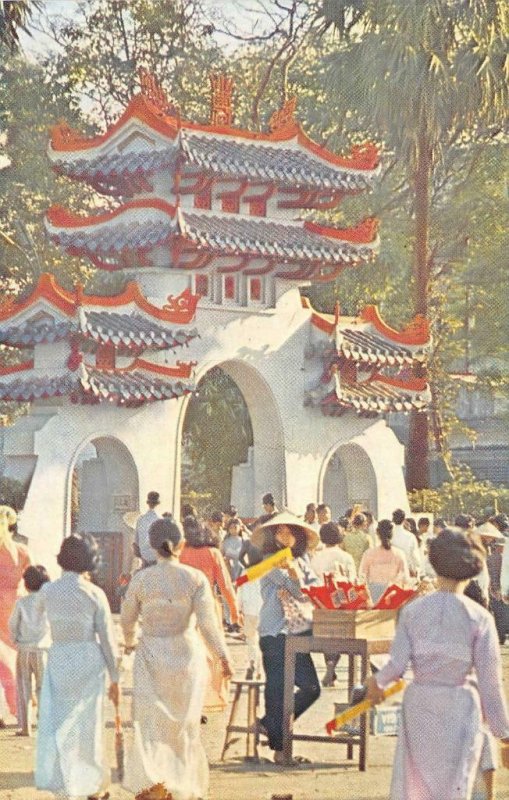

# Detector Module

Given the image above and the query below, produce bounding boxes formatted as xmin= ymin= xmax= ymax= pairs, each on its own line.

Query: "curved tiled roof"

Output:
xmin=0 ymin=361 xmax=194 ymax=405
xmin=45 ymin=202 xmax=378 ymax=270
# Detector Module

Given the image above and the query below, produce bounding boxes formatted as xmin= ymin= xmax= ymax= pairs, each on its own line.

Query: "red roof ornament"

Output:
xmin=269 ymin=97 xmax=298 ymax=136
xmin=163 ymin=287 xmax=200 ymax=321
xmin=209 ymin=73 xmax=234 ymax=127
xmin=349 ymin=142 xmax=380 ymax=170
xmin=50 ymin=119 xmax=89 ymax=150
xmin=138 ymin=67 xmax=179 ymax=116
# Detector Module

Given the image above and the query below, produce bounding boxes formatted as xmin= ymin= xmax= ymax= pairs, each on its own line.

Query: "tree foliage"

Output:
xmin=36 ymin=0 xmax=226 ymax=126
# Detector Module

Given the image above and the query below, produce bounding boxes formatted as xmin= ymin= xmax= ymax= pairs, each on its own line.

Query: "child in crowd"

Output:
xmin=8 ymin=565 xmax=51 ymax=736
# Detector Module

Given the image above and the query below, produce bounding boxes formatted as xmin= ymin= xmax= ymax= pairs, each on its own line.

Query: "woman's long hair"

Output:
xmin=377 ymin=519 xmax=393 ymax=551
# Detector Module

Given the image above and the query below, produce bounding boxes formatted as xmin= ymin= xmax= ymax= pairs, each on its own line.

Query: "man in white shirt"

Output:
xmin=134 ymin=491 xmax=161 ymax=568
xmin=391 ymin=509 xmax=422 ymax=579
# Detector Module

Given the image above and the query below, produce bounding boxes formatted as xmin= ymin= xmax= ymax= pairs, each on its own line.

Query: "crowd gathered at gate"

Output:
xmin=1 ymin=494 xmax=509 ymax=800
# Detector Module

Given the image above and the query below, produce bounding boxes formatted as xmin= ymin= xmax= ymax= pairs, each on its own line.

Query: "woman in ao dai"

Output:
xmin=121 ymin=517 xmax=232 ymax=800
xmin=366 ymin=528 xmax=509 ymax=800
xmin=35 ymin=535 xmax=118 ymax=800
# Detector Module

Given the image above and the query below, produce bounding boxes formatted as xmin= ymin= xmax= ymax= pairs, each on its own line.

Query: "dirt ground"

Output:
xmin=1 ymin=628 xmax=509 ymax=800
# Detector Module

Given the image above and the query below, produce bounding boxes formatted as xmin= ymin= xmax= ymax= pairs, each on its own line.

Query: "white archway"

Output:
xmin=176 ymin=359 xmax=286 ymax=517
xmin=320 ymin=441 xmax=378 ymax=520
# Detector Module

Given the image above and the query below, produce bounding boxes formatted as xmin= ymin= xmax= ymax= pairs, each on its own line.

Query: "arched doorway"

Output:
xmin=69 ymin=436 xmax=139 ymax=610
xmin=321 ymin=442 xmax=378 ymax=520
xmin=180 ymin=359 xmax=286 ymax=518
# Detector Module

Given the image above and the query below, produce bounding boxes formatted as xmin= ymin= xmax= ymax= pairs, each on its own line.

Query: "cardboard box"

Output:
xmin=313 ymin=608 xmax=397 ymax=640
xmin=370 ymin=704 xmax=401 ymax=736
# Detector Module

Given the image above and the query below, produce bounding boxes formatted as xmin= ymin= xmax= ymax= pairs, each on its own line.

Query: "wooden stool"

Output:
xmin=221 ymin=679 xmax=265 ymax=761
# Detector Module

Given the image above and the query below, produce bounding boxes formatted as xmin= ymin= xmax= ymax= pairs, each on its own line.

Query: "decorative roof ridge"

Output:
xmin=0 ymin=360 xmax=34 ymax=376
xmin=369 ymin=373 xmax=428 ymax=393
xmin=46 ymin=198 xmax=177 ymax=230
xmin=49 ymin=94 xmax=180 ymax=154
xmin=359 ymin=305 xmax=430 ymax=346
xmin=0 ymin=274 xmax=76 ymax=321
xmin=49 ymin=94 xmax=380 ymax=173
xmin=304 ymin=217 xmax=379 ymax=245
xmin=0 ymin=272 xmax=198 ymax=325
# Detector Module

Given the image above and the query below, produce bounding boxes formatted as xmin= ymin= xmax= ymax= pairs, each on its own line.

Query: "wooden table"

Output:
xmin=282 ymin=635 xmax=392 ymax=770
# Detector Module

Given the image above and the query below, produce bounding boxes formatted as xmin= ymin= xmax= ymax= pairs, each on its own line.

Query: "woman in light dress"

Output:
xmin=121 ymin=517 xmax=232 ymax=800
xmin=0 ymin=505 xmax=32 ymax=726
xmin=366 ymin=527 xmax=509 ymax=800
xmin=358 ymin=519 xmax=410 ymax=604
xmin=35 ymin=534 xmax=118 ymax=800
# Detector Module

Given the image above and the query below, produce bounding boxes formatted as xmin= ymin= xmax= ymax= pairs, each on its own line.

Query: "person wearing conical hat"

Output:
xmin=0 ymin=505 xmax=33 ymax=727
xmin=252 ymin=511 xmax=320 ymax=764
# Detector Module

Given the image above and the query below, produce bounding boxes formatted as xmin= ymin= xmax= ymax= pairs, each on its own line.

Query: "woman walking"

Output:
xmin=0 ymin=505 xmax=32 ymax=726
xmin=252 ymin=511 xmax=321 ymax=764
xmin=35 ymin=535 xmax=118 ymax=800
xmin=358 ymin=519 xmax=410 ymax=604
xmin=366 ymin=528 xmax=509 ymax=800
xmin=121 ymin=517 xmax=232 ymax=800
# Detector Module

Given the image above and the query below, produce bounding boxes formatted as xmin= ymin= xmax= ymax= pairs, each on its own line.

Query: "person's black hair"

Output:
xmin=261 ymin=523 xmax=309 ymax=558
xmin=226 ymin=517 xmax=242 ymax=535
xmin=338 ymin=516 xmax=350 ymax=531
xmin=181 ymin=503 xmax=197 ymax=520
xmin=434 ymin=517 xmax=447 ymax=530
xmin=183 ymin=516 xmax=210 ymax=548
xmin=418 ymin=517 xmax=430 ymax=529
xmin=345 ymin=507 xmax=353 ymax=519
xmin=352 ymin=513 xmax=366 ymax=529
xmin=428 ymin=528 xmax=485 ymax=580
xmin=364 ymin=511 xmax=374 ymax=524
xmin=455 ymin=513 xmax=475 ymax=531
xmin=57 ymin=534 xmax=100 ymax=574
xmin=262 ymin=493 xmax=275 ymax=507
xmin=306 ymin=502 xmax=316 ymax=512
xmin=320 ymin=522 xmax=343 ymax=546
xmin=225 ymin=505 xmax=238 ymax=518
xmin=210 ymin=510 xmax=223 ymax=524
xmin=392 ymin=509 xmax=406 ymax=525
xmin=149 ymin=517 xmax=182 ymax=558
xmin=316 ymin=503 xmax=330 ymax=514
xmin=23 ymin=564 xmax=50 ymax=592
xmin=377 ymin=519 xmax=393 ymax=550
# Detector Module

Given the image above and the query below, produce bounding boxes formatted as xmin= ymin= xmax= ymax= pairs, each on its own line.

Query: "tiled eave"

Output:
xmin=0 ymin=311 xmax=198 ymax=352
xmin=320 ymin=376 xmax=430 ymax=417
xmin=336 ymin=327 xmax=428 ymax=366
xmin=0 ymin=362 xmax=194 ymax=406
xmin=46 ymin=203 xmax=378 ymax=271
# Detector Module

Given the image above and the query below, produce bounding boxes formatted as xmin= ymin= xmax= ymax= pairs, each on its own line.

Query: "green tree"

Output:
xmin=0 ymin=0 xmax=41 ymax=50
xmin=37 ymin=0 xmax=225 ymax=126
xmin=311 ymin=0 xmax=508 ymax=490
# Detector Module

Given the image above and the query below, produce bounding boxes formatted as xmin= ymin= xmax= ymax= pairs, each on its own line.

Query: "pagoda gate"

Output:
xmin=0 ymin=72 xmax=430 ymax=589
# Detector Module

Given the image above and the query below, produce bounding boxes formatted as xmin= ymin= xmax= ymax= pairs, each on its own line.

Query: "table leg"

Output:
xmin=359 ymin=648 xmax=369 ymax=771
xmin=220 ymin=683 xmax=242 ymax=761
xmin=282 ymin=641 xmax=296 ymax=765
xmin=347 ymin=654 xmax=355 ymax=760
xmin=246 ymin=685 xmax=258 ymax=760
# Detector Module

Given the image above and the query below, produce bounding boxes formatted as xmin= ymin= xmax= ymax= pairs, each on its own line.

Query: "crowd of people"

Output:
xmin=1 ymin=494 xmax=509 ymax=799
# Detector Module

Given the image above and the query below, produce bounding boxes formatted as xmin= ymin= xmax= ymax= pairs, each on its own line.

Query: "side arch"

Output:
xmin=318 ymin=420 xmax=408 ymax=519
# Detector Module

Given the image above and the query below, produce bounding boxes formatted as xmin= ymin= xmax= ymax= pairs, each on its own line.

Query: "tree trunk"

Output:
xmin=406 ymin=132 xmax=431 ymax=491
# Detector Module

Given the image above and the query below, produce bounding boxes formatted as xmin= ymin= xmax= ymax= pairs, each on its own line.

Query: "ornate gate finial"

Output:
xmin=269 ymin=96 xmax=298 ymax=135
xmin=209 ymin=73 xmax=234 ymax=127
xmin=138 ymin=67 xmax=179 ymax=115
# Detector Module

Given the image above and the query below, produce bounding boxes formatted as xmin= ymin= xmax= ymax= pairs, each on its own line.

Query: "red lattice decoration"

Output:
xmin=209 ymin=73 xmax=234 ymax=127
